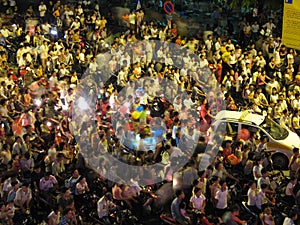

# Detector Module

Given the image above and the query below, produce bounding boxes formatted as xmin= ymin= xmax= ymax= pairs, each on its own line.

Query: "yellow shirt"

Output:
xmin=70 ymin=75 xmax=78 ymax=84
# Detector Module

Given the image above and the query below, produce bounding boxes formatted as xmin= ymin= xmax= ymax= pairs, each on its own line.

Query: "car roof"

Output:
xmin=214 ymin=110 xmax=265 ymax=126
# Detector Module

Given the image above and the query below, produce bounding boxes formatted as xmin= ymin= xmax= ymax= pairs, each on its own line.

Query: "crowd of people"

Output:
xmin=0 ymin=0 xmax=300 ymax=224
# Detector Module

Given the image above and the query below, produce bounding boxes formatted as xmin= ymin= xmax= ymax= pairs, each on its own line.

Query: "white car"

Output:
xmin=211 ymin=110 xmax=300 ymax=169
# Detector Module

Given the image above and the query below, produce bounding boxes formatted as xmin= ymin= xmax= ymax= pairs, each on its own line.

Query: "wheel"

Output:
xmin=272 ymin=154 xmax=289 ymax=170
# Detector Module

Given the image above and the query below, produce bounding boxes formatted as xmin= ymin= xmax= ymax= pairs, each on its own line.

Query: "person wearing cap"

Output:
xmin=14 ymin=181 xmax=32 ymax=214
xmin=97 ymin=192 xmax=118 ymax=224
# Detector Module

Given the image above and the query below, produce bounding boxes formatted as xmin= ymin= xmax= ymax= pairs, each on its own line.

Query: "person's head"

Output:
xmin=215 ymin=161 xmax=224 ymax=171
xmin=260 ymin=136 xmax=268 ymax=144
xmin=21 ymin=181 xmax=29 ymax=192
xmin=73 ymin=169 xmax=79 ymax=178
xmin=11 ymin=180 xmax=19 ymax=190
xmin=175 ymin=189 xmax=185 ymax=199
xmin=256 ymin=156 xmax=263 ymax=165
xmin=62 ymin=187 xmax=71 ymax=197
xmin=261 ymin=183 xmax=268 ymax=192
xmin=104 ymin=192 xmax=113 ymax=201
xmin=290 ymin=176 xmax=297 ymax=185
xmin=220 ymin=180 xmax=227 ymax=190
xmin=293 ymin=147 xmax=299 ymax=155
xmin=44 ymin=172 xmax=51 ymax=180
xmin=264 ymin=207 xmax=272 ymax=215
xmin=230 ymin=204 xmax=240 ymax=216
xmin=63 ymin=208 xmax=74 ymax=219
xmin=261 ymin=168 xmax=269 ymax=178
xmin=194 ymin=187 xmax=202 ymax=197
xmin=288 ymin=209 xmax=298 ymax=221
xmin=248 ymin=180 xmax=256 ymax=189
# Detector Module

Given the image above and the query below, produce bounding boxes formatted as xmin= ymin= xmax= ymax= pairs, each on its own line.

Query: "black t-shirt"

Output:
xmin=58 ymin=195 xmax=74 ymax=209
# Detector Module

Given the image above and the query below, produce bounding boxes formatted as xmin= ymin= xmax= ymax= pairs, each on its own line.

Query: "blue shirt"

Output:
xmin=171 ymin=197 xmax=184 ymax=221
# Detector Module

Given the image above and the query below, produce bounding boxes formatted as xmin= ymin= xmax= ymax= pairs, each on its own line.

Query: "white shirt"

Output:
xmin=247 ymin=188 xmax=257 ymax=206
xmin=190 ymin=194 xmax=206 ymax=210
xmin=39 ymin=4 xmax=47 ymax=17
xmin=253 ymin=164 xmax=263 ymax=181
xmin=215 ymin=188 xmax=228 ymax=209
xmin=97 ymin=196 xmax=114 ymax=218
xmin=39 ymin=176 xmax=58 ymax=192
xmin=255 ymin=190 xmax=266 ymax=209
xmin=283 ymin=217 xmax=295 ymax=225
xmin=14 ymin=188 xmax=32 ymax=206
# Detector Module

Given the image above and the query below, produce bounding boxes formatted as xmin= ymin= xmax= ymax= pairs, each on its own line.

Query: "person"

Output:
xmin=39 ymin=172 xmax=58 ymax=193
xmin=247 ymin=180 xmax=260 ymax=214
xmin=285 ymin=176 xmax=297 ymax=206
xmin=215 ymin=179 xmax=228 ymax=217
xmin=283 ymin=209 xmax=298 ymax=225
xmin=222 ymin=204 xmax=247 ymax=225
xmin=58 ymin=187 xmax=75 ymax=211
xmin=74 ymin=176 xmax=89 ymax=210
xmin=260 ymin=206 xmax=275 ymax=225
xmin=58 ymin=208 xmax=77 ymax=225
xmin=289 ymin=147 xmax=299 ymax=177
xmin=190 ymin=187 xmax=211 ymax=225
xmin=256 ymin=183 xmax=273 ymax=212
xmin=47 ymin=205 xmax=60 ymax=225
xmin=65 ymin=169 xmax=81 ymax=193
xmin=14 ymin=181 xmax=32 ymax=214
xmin=253 ymin=157 xmax=263 ymax=181
xmin=97 ymin=192 xmax=119 ymax=224
xmin=171 ymin=190 xmax=189 ymax=225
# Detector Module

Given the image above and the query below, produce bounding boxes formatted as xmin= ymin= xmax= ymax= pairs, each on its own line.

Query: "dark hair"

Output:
xmin=248 ymin=180 xmax=255 ymax=187
xmin=63 ymin=208 xmax=72 ymax=216
xmin=230 ymin=204 xmax=240 ymax=212
xmin=219 ymin=179 xmax=226 ymax=186
xmin=175 ymin=189 xmax=183 ymax=197
xmin=194 ymin=187 xmax=201 ymax=194
xmin=261 ymin=183 xmax=268 ymax=190
xmin=288 ymin=209 xmax=298 ymax=219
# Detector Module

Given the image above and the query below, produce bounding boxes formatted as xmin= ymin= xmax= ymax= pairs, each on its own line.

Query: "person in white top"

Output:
xmin=285 ymin=176 xmax=297 ymax=204
xmin=260 ymin=207 xmax=275 ymax=225
xmin=253 ymin=157 xmax=263 ymax=181
xmin=215 ymin=180 xmax=228 ymax=217
xmin=257 ymin=169 xmax=271 ymax=190
xmin=14 ymin=182 xmax=32 ymax=213
xmin=256 ymin=183 xmax=273 ymax=211
xmin=247 ymin=181 xmax=260 ymax=214
xmin=97 ymin=192 xmax=117 ymax=223
xmin=39 ymin=2 xmax=47 ymax=19
xmin=190 ymin=187 xmax=206 ymax=212
xmin=190 ymin=187 xmax=211 ymax=224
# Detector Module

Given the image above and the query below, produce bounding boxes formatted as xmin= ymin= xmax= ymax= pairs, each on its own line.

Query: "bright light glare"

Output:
xmin=78 ymin=97 xmax=89 ymax=110
xmin=35 ymin=99 xmax=42 ymax=107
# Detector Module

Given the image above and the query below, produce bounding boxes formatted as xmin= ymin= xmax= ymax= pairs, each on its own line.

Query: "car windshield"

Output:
xmin=261 ymin=117 xmax=289 ymax=140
